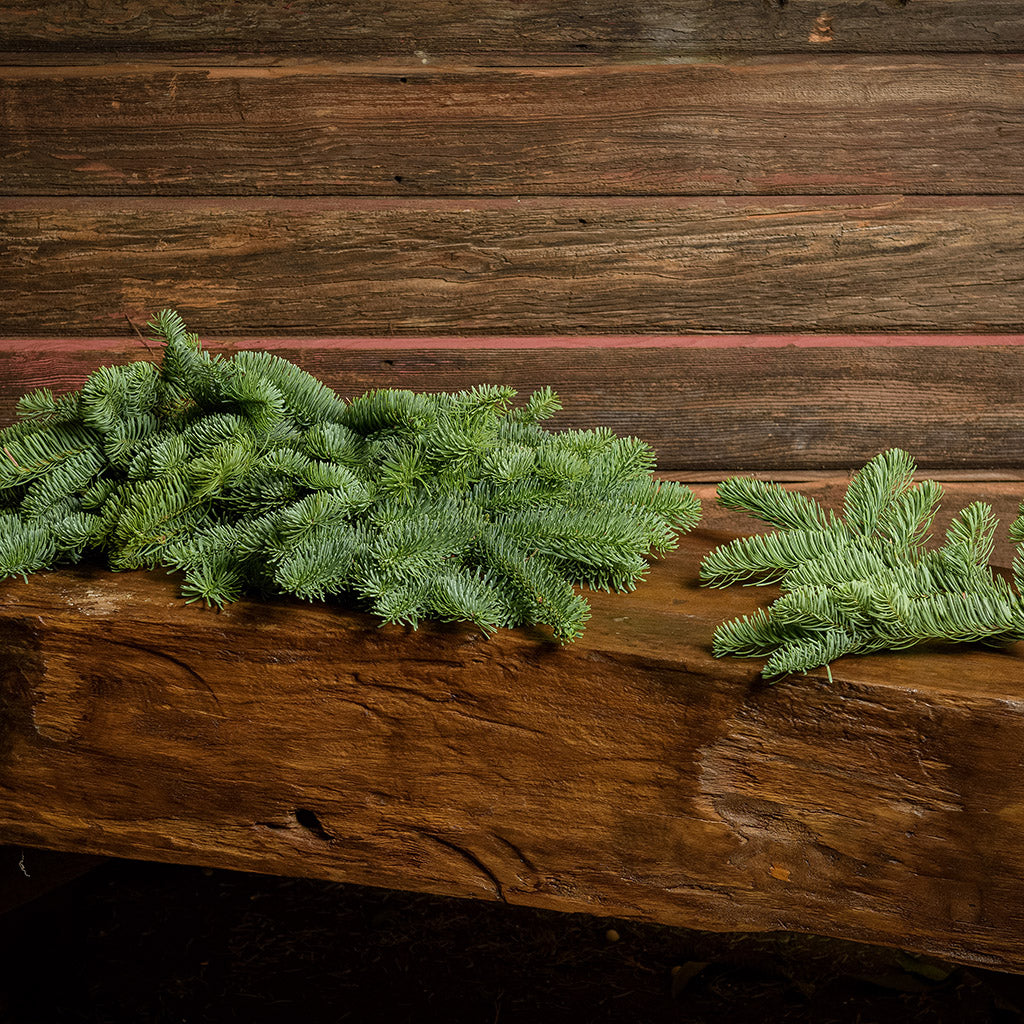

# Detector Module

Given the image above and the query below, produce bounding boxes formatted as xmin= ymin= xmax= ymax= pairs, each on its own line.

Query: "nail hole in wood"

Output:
xmin=294 ymin=807 xmax=332 ymax=840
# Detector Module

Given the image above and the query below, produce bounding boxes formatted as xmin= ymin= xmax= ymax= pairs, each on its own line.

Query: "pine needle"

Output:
xmin=703 ymin=450 xmax=1024 ymax=680
xmin=0 ymin=310 xmax=701 ymax=642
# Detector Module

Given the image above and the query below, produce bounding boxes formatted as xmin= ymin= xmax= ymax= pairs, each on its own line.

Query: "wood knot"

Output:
xmin=809 ymin=12 xmax=834 ymax=43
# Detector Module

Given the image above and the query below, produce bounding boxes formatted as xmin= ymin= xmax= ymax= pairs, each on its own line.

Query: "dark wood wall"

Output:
xmin=2 ymin=2 xmax=1022 ymax=470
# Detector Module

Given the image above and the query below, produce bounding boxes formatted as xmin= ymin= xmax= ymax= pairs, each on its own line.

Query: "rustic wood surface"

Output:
xmin=2 ymin=482 xmax=1024 ymax=971
xmin=3 ymin=1 xmax=1023 ymax=62
xmin=4 ymin=197 xmax=1024 ymax=336
xmin=4 ymin=58 xmax=1023 ymax=195
xmin=4 ymin=0 xmax=1024 ymax=972
xmin=3 ymin=335 xmax=1024 ymax=472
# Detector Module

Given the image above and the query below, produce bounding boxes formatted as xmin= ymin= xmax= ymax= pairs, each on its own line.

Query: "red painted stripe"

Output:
xmin=4 ymin=335 xmax=1024 ymax=352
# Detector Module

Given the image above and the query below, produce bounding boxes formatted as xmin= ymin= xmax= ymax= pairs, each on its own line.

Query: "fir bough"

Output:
xmin=701 ymin=449 xmax=1024 ymax=679
xmin=0 ymin=310 xmax=700 ymax=642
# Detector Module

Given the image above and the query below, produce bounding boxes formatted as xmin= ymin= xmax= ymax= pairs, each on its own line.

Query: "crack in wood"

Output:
xmin=491 ymin=833 xmax=539 ymax=878
xmin=114 ymin=640 xmax=225 ymax=714
xmin=410 ymin=829 xmax=507 ymax=902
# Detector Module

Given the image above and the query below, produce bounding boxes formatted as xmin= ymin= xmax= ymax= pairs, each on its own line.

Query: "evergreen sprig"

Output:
xmin=701 ymin=450 xmax=1024 ymax=679
xmin=0 ymin=310 xmax=700 ymax=642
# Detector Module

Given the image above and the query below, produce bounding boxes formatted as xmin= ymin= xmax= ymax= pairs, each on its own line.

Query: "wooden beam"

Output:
xmin=4 ymin=335 xmax=1024 ymax=472
xmin=3 ymin=58 xmax=1024 ymax=195
xmin=4 ymin=197 xmax=1024 ymax=336
xmin=2 ymin=482 xmax=1024 ymax=971
xmin=2 ymin=1 xmax=1022 ymax=62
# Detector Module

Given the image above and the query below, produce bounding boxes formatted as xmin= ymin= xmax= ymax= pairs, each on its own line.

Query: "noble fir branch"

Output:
xmin=702 ymin=449 xmax=1024 ymax=680
xmin=0 ymin=310 xmax=701 ymax=643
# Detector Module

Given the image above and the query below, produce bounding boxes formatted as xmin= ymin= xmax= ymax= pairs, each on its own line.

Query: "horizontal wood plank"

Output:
xmin=4 ymin=197 xmax=1024 ymax=338
xmin=3 ymin=481 xmax=1024 ymax=971
xmin=4 ymin=335 xmax=1024 ymax=472
xmin=3 ymin=59 xmax=1024 ymax=195
xmin=3 ymin=1 xmax=1023 ymax=62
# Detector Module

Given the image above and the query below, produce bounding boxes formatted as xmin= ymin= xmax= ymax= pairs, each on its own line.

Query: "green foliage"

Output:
xmin=702 ymin=450 xmax=1024 ymax=679
xmin=0 ymin=310 xmax=700 ymax=642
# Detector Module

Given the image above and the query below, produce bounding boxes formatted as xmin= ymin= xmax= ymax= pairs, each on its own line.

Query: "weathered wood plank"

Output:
xmin=2 ymin=1 xmax=1022 ymax=62
xmin=4 ymin=197 xmax=1024 ymax=336
xmin=3 ymin=482 xmax=1024 ymax=971
xmin=4 ymin=335 xmax=1024 ymax=472
xmin=3 ymin=59 xmax=1023 ymax=195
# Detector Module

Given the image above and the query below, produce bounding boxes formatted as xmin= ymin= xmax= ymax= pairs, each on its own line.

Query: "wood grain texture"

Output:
xmin=2 ymin=1 xmax=1023 ymax=62
xmin=3 ymin=59 xmax=1024 ymax=195
xmin=4 ymin=335 xmax=1024 ymax=472
xmin=4 ymin=196 xmax=1024 ymax=337
xmin=2 ymin=482 xmax=1024 ymax=971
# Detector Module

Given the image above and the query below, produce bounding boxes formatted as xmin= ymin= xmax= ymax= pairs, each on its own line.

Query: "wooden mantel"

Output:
xmin=2 ymin=482 xmax=1023 ymax=973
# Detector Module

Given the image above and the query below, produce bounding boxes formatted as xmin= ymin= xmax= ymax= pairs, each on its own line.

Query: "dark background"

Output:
xmin=3 ymin=855 xmax=1023 ymax=1024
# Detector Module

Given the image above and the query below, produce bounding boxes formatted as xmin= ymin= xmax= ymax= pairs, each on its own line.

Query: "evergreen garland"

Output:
xmin=0 ymin=310 xmax=700 ymax=642
xmin=701 ymin=449 xmax=1024 ymax=679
